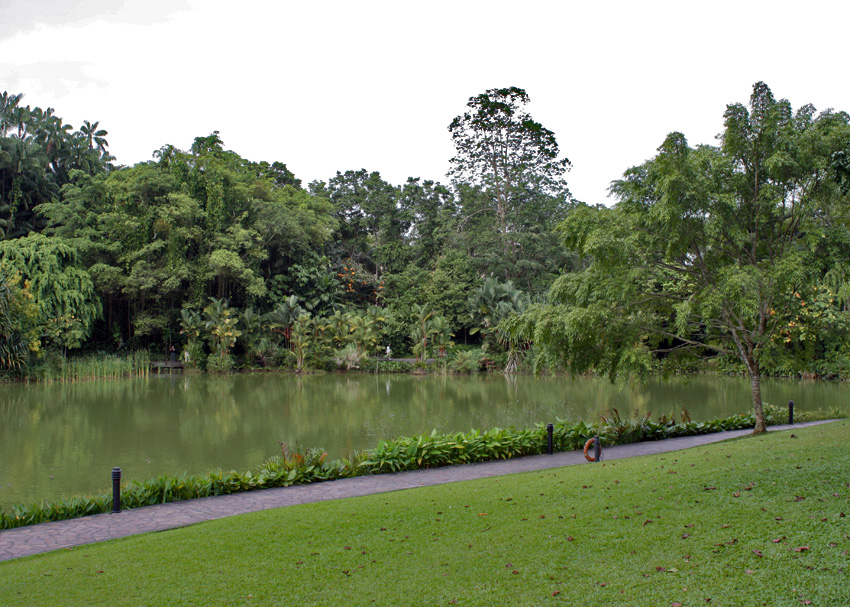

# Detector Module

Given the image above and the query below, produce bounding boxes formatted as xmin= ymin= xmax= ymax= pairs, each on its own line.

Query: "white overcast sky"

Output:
xmin=1 ymin=0 xmax=848 ymax=204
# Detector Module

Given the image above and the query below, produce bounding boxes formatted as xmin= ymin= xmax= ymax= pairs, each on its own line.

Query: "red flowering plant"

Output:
xmin=335 ymin=259 xmax=383 ymax=307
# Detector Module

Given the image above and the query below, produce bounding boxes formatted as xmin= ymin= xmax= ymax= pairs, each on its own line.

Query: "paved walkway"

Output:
xmin=0 ymin=421 xmax=836 ymax=562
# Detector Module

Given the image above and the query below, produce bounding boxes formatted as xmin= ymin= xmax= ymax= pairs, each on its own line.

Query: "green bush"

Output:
xmin=359 ymin=358 xmax=413 ymax=373
xmin=447 ymin=349 xmax=483 ymax=374
xmin=1 ymin=408 xmax=842 ymax=530
xmin=205 ymin=353 xmax=234 ymax=374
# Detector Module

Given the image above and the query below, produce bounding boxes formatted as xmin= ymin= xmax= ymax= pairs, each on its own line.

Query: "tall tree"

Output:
xmin=447 ymin=87 xmax=572 ymax=278
xmin=512 ymin=82 xmax=850 ymax=433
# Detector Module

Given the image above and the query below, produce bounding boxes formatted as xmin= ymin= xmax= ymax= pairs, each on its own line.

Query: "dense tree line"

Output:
xmin=0 ymin=87 xmax=569 ymax=374
xmin=2 ymin=82 xmax=850 ymax=426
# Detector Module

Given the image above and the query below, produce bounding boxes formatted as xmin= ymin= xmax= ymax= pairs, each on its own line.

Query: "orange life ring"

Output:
xmin=583 ymin=438 xmax=597 ymax=462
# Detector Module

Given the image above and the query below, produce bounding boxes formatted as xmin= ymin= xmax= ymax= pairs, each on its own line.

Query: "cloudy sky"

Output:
xmin=1 ymin=0 xmax=848 ymax=204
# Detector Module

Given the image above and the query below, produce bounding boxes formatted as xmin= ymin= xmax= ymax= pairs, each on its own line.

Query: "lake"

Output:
xmin=1 ymin=372 xmax=846 ymax=509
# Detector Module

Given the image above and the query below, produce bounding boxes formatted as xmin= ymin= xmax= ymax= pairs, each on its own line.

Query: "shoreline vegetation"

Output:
xmin=1 ymin=404 xmax=840 ymax=531
xmin=3 ymin=84 xmax=850 ymax=437
xmin=7 ymin=348 xmax=850 ymax=385
xmin=5 ymin=422 xmax=847 ymax=606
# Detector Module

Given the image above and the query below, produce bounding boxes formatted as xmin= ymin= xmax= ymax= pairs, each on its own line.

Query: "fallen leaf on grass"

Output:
xmin=794 ymin=546 xmax=810 ymax=552
xmin=681 ymin=534 xmax=691 ymax=539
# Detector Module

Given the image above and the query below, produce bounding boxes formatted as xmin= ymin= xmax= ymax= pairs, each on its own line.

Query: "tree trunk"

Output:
xmin=748 ymin=359 xmax=767 ymax=434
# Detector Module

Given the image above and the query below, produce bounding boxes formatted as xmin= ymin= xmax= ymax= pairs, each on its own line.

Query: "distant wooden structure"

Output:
xmin=151 ymin=360 xmax=184 ymax=374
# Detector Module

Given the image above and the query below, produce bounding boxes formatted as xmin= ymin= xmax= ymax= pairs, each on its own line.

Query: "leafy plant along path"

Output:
xmin=0 ymin=421 xmax=831 ymax=562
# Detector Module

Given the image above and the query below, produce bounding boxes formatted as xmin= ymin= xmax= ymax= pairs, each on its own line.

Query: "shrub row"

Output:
xmin=0 ymin=406 xmax=833 ymax=530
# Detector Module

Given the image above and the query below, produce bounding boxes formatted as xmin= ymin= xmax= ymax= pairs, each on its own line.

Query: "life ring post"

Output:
xmin=583 ymin=436 xmax=602 ymax=463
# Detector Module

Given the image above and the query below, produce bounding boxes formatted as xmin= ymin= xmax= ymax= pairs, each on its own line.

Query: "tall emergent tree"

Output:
xmin=447 ymin=87 xmax=572 ymax=282
xmin=511 ymin=82 xmax=850 ymax=433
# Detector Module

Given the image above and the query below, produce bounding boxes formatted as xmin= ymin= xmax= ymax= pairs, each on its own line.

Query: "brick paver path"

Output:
xmin=0 ymin=421 xmax=834 ymax=561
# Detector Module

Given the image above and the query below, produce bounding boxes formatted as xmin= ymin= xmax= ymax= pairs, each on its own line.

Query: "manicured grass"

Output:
xmin=3 ymin=422 xmax=849 ymax=606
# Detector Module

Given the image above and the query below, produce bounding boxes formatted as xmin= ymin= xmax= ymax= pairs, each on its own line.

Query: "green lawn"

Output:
xmin=3 ymin=422 xmax=849 ymax=606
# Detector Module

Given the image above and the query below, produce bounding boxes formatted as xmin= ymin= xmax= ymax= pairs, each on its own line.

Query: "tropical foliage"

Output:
xmin=0 ymin=83 xmax=849 ymax=386
xmin=509 ymin=83 xmax=850 ymax=430
xmin=1 ymin=407 xmax=825 ymax=530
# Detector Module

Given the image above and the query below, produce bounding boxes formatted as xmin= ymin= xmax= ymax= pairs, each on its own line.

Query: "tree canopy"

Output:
xmin=510 ymin=82 xmax=850 ymax=432
xmin=448 ymin=87 xmax=573 ymax=283
xmin=3 ymin=83 xmax=850 ymax=390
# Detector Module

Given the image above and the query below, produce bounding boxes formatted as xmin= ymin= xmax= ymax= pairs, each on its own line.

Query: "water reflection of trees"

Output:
xmin=1 ymin=374 xmax=846 ymax=508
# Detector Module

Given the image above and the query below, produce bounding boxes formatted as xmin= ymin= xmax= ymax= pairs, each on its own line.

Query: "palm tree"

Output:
xmin=79 ymin=120 xmax=109 ymax=153
xmin=1 ymin=138 xmax=56 ymax=238
xmin=0 ymin=92 xmax=24 ymax=137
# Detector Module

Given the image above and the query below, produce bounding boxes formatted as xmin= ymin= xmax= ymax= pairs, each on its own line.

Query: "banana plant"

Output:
xmin=428 ymin=314 xmax=454 ymax=359
xmin=290 ymin=312 xmax=313 ymax=372
xmin=263 ymin=295 xmax=301 ymax=347
xmin=203 ymin=298 xmax=241 ymax=356
xmin=178 ymin=308 xmax=204 ymax=364
xmin=409 ymin=304 xmax=435 ymax=362
xmin=239 ymin=307 xmax=264 ymax=364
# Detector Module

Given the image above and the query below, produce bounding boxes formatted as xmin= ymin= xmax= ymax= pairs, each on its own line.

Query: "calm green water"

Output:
xmin=0 ymin=373 xmax=847 ymax=509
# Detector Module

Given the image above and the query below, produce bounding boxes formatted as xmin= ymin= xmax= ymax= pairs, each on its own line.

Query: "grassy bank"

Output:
xmin=2 ymin=421 xmax=848 ymax=606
